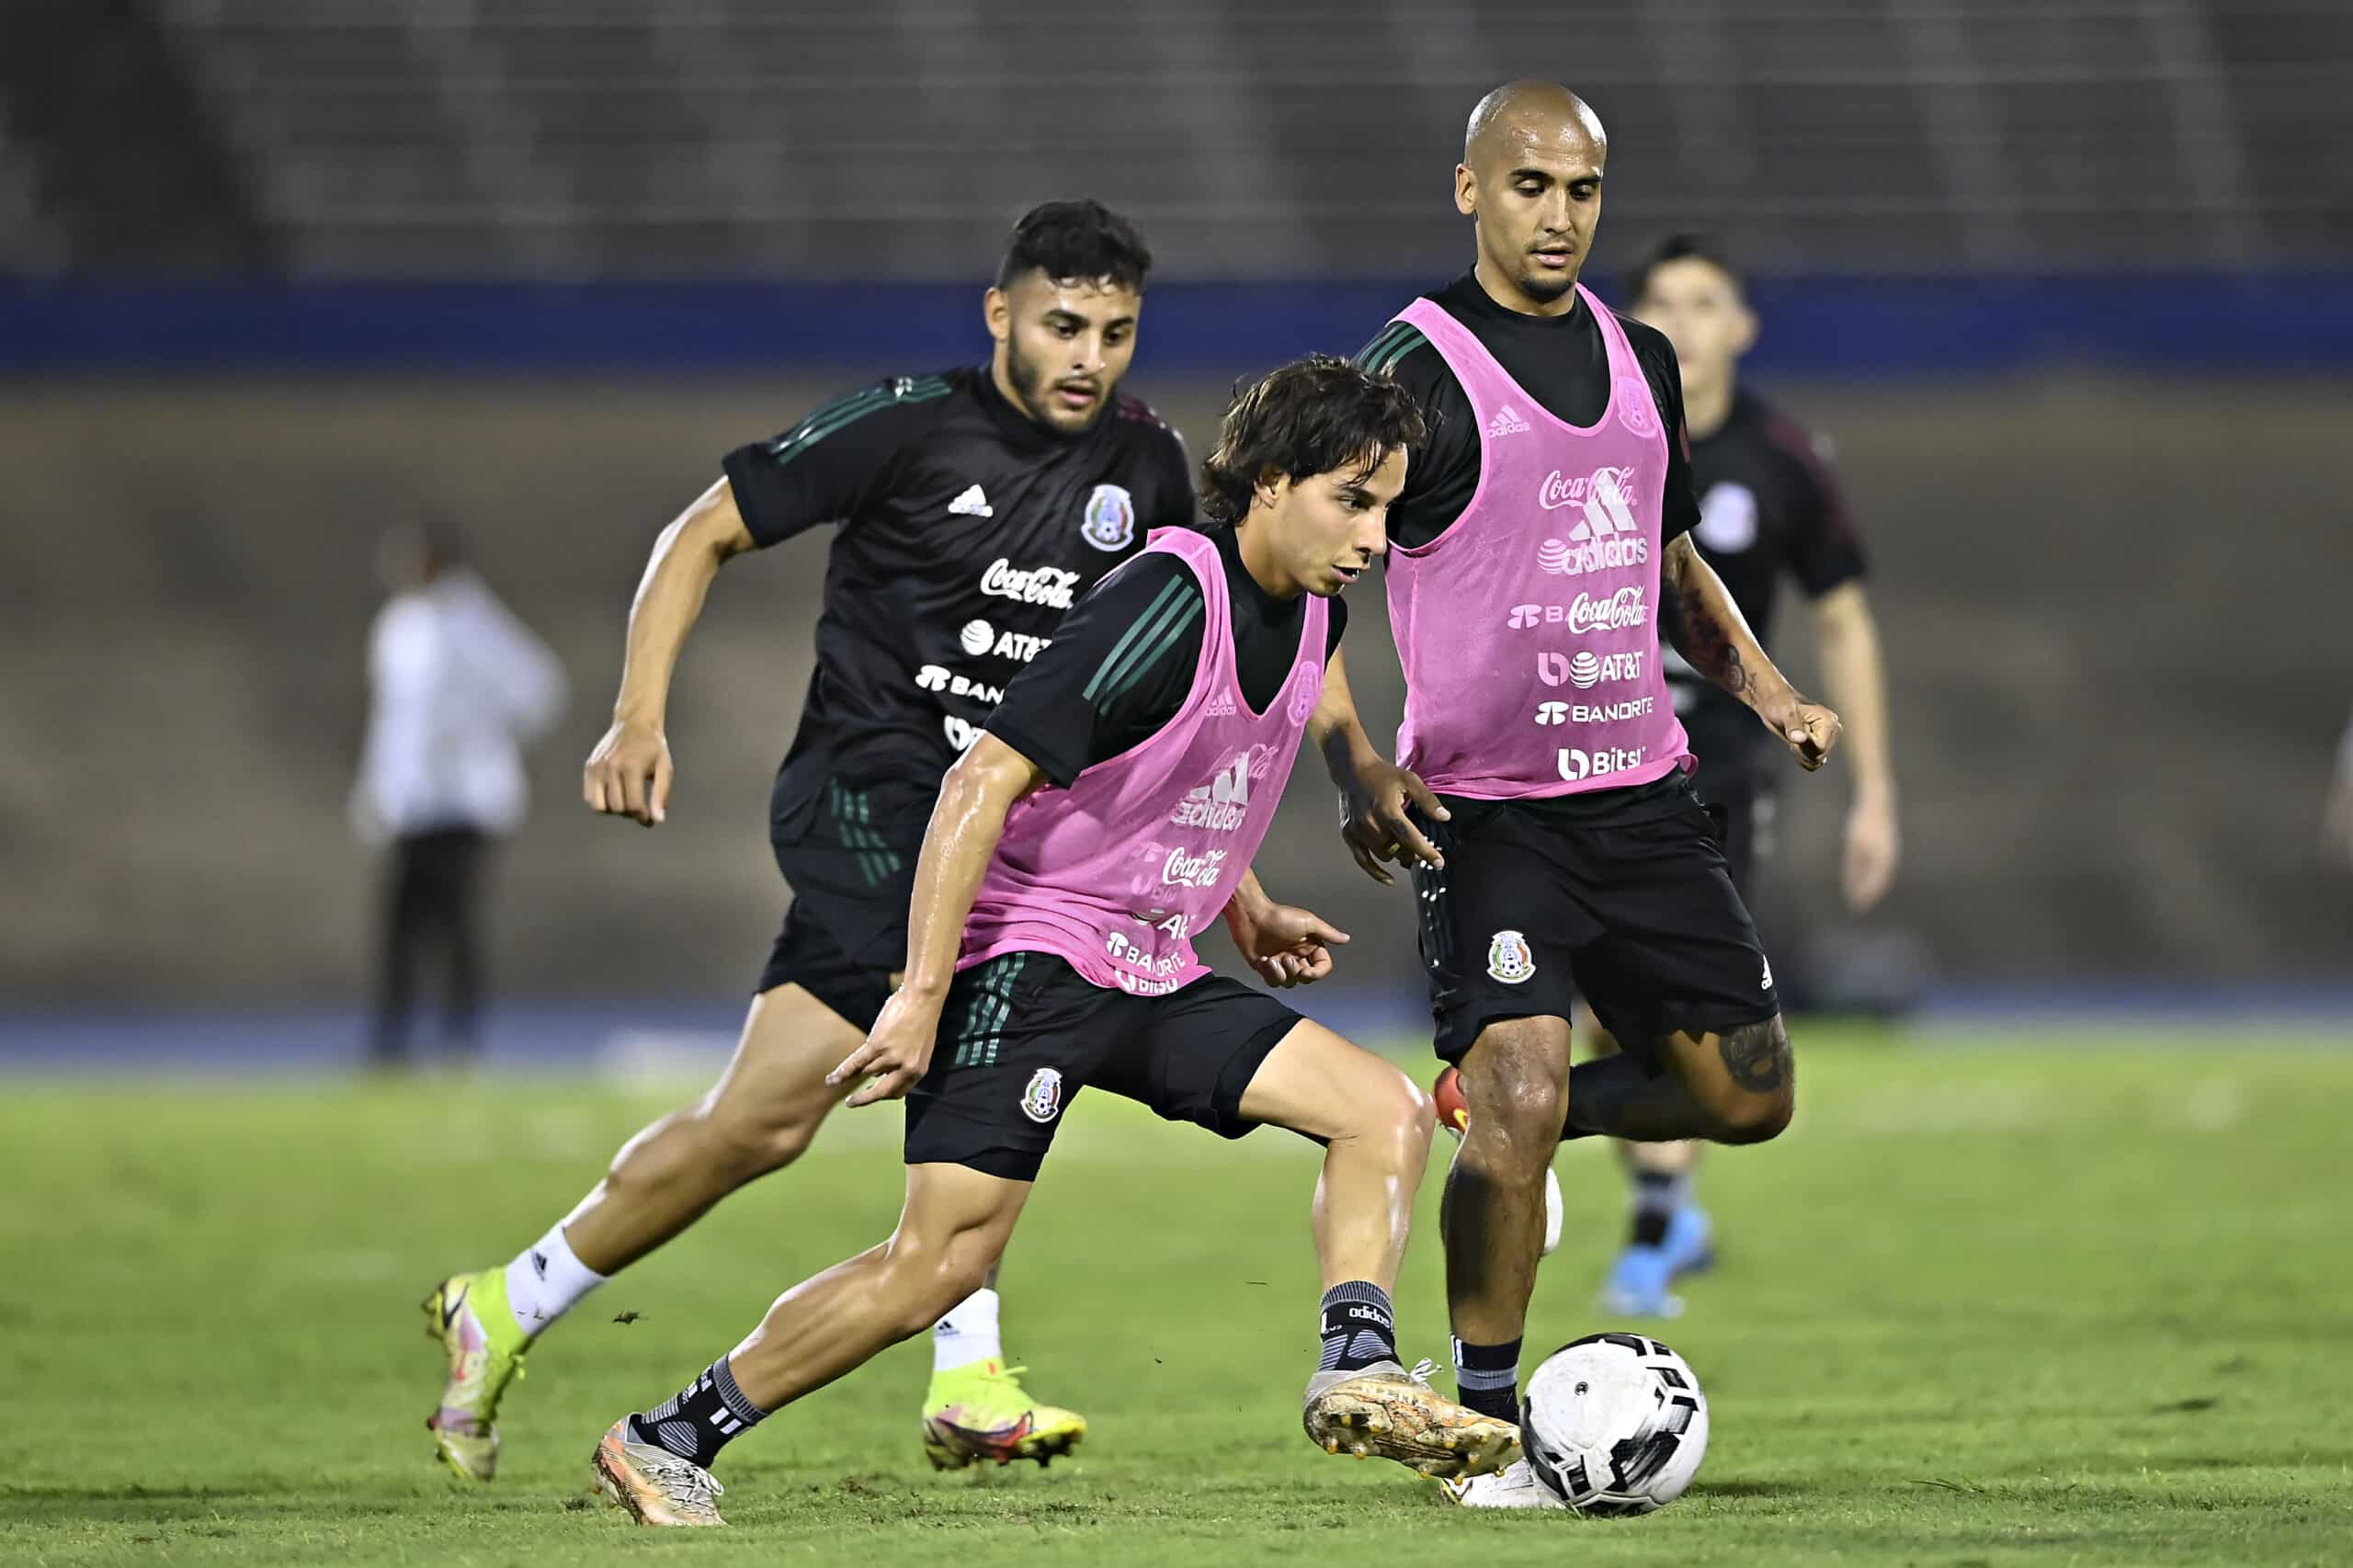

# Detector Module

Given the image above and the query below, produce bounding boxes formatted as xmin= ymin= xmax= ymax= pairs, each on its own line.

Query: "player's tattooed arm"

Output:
xmin=828 ymin=734 xmax=1045 ymax=1107
xmin=1661 ymin=535 xmax=1844 ymax=772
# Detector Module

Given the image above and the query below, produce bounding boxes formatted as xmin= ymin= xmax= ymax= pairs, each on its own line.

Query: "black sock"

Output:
xmin=627 ymin=1358 xmax=766 ymax=1470
xmin=1318 ymin=1281 xmax=1398 ymax=1374
xmin=1630 ymin=1168 xmax=1685 ymax=1247
xmin=1452 ymin=1335 xmax=1521 ymax=1424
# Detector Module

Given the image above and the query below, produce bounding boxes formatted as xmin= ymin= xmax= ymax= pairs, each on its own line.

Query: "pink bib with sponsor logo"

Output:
xmin=961 ymin=528 xmax=1326 ymax=994
xmin=1385 ymin=289 xmax=1691 ymax=798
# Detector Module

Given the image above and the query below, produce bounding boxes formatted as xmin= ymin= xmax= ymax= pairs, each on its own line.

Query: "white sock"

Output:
xmin=503 ymin=1222 xmax=607 ymax=1339
xmin=931 ymin=1287 xmax=1003 ymax=1374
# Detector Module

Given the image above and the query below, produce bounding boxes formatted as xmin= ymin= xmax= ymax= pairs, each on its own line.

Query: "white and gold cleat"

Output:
xmin=1439 ymin=1458 xmax=1569 ymax=1508
xmin=1302 ymin=1358 xmax=1521 ymax=1480
xmin=591 ymin=1419 xmax=727 ymax=1528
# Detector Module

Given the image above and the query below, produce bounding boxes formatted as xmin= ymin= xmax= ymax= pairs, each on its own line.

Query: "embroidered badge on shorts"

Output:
xmin=1486 ymin=929 xmax=1536 ymax=985
xmin=1020 ymin=1067 xmax=1065 ymax=1124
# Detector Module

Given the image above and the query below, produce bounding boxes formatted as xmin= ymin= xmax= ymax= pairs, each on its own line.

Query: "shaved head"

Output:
xmin=1463 ymin=80 xmax=1607 ymax=169
xmin=1454 ymin=81 xmax=1610 ymax=315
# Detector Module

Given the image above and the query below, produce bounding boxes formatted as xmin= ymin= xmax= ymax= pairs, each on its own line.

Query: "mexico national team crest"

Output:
xmin=1020 ymin=1067 xmax=1064 ymax=1124
xmin=1486 ymin=929 xmax=1536 ymax=985
xmin=1615 ymin=376 xmax=1659 ymax=438
xmin=1081 ymin=483 xmax=1136 ymax=552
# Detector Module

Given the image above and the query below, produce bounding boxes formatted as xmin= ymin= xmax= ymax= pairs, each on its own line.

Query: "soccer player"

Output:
xmin=1344 ymin=81 xmax=1842 ymax=1508
xmin=1583 ymin=233 xmax=1900 ymax=1317
xmin=587 ymin=357 xmax=1519 ymax=1528
xmin=421 ymin=201 xmax=1193 ymax=1481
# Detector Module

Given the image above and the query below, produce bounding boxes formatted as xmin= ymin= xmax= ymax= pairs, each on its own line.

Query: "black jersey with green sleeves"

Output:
xmin=720 ymin=365 xmax=1196 ymax=821
xmin=986 ymin=525 xmax=1348 ymax=790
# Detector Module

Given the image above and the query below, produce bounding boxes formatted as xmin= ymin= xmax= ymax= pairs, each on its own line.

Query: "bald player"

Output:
xmin=1345 ymin=82 xmax=1842 ymax=1508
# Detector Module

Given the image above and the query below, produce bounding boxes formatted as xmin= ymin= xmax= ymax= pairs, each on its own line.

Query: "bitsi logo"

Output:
xmin=1082 ymin=483 xmax=1136 ymax=552
xmin=1486 ymin=929 xmax=1535 ymax=984
xmin=1486 ymin=403 xmax=1532 ymax=437
xmin=1556 ymin=745 xmax=1646 ymax=782
xmin=949 ymin=483 xmax=993 ymax=518
xmin=1020 ymin=1067 xmax=1063 ymax=1125
xmin=1760 ymin=955 xmax=1775 ymax=992
xmin=943 ymin=715 xmax=983 ymax=752
xmin=1506 ymin=588 xmax=1648 ymax=632
xmin=1535 ymin=701 xmax=1568 ymax=725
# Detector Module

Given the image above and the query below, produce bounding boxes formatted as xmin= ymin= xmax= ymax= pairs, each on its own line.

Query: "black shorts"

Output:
xmin=1688 ymin=765 xmax=1779 ymax=903
xmin=902 ymin=954 xmax=1304 ymax=1182
xmin=1410 ymin=772 xmax=1780 ymax=1062
xmin=756 ymin=777 xmax=928 ymax=1031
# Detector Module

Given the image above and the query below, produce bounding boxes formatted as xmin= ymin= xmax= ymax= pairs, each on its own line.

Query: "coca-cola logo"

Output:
xmin=979 ymin=557 xmax=1083 ymax=609
xmin=1537 ymin=465 xmax=1637 ymax=512
xmin=1161 ymin=846 xmax=1228 ymax=889
xmin=1506 ymin=588 xmax=1648 ymax=633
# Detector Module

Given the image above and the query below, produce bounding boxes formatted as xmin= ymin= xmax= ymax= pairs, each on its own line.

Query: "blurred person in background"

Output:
xmin=2327 ymin=707 xmax=2353 ymax=866
xmin=418 ymin=200 xmax=1192 ymax=1485
xmin=1573 ymin=234 xmax=1901 ymax=1319
xmin=352 ymin=517 xmax=566 ymax=1070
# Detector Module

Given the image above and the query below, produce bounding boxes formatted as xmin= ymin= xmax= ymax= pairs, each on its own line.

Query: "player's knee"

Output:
xmin=1363 ymin=1067 xmax=1436 ymax=1166
xmin=697 ymin=1099 xmax=822 ymax=1180
xmin=1714 ymin=1082 xmax=1794 ymax=1144
xmin=1462 ymin=1049 xmax=1566 ymax=1165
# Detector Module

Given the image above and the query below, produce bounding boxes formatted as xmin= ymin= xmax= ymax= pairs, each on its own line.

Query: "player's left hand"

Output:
xmin=1339 ymin=761 xmax=1448 ymax=885
xmin=1775 ymin=699 xmax=1843 ymax=772
xmin=827 ymin=991 xmax=943 ymax=1108
xmin=1233 ymin=902 xmax=1349 ymax=988
xmin=1842 ymin=794 xmax=1901 ymax=911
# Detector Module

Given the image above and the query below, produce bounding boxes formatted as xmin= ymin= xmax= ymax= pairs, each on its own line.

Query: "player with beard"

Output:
xmin=586 ymin=356 xmax=1521 ymax=1530
xmin=1579 ymin=233 xmax=1900 ymax=1318
xmin=419 ymin=201 xmax=1190 ymax=1482
xmin=1344 ymin=82 xmax=1844 ymax=1508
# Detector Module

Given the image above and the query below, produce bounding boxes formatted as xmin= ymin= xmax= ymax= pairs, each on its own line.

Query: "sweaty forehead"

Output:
xmin=1483 ymin=116 xmax=1605 ymax=175
xmin=1008 ymin=272 xmax=1140 ymax=320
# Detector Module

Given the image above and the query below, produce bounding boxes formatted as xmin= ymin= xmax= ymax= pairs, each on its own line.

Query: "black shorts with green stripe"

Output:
xmin=758 ymin=776 xmax=932 ymax=1028
xmin=901 ymin=953 xmax=1304 ymax=1182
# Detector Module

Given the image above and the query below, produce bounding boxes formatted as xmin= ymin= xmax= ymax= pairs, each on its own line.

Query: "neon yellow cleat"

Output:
xmin=920 ymin=1359 xmax=1087 ymax=1470
xmin=420 ymin=1269 xmax=530 ymax=1482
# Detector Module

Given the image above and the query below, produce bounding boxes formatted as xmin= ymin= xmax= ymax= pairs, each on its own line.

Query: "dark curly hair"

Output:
xmin=1199 ymin=355 xmax=1427 ymax=526
xmin=995 ymin=199 xmax=1153 ymax=292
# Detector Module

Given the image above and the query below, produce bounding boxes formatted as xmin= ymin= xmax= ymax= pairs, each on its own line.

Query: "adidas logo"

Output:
xmin=1202 ymin=692 xmax=1237 ymax=718
xmin=948 ymin=483 xmax=993 ymax=518
xmin=1486 ymin=403 xmax=1532 ymax=437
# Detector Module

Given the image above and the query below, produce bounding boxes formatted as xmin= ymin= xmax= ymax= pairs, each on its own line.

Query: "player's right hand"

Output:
xmin=584 ymin=717 xmax=673 ymax=826
xmin=828 ymin=992 xmax=942 ymax=1108
xmin=1339 ymin=760 xmax=1448 ymax=885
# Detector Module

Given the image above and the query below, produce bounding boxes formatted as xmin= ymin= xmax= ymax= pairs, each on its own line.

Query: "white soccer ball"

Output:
xmin=1519 ymin=1333 xmax=1709 ymax=1515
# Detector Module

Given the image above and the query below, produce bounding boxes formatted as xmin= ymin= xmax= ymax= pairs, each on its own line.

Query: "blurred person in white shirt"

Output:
xmin=353 ymin=519 xmax=566 ymax=1067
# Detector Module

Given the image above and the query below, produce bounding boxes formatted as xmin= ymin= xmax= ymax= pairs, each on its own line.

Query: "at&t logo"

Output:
xmin=1538 ymin=650 xmax=1647 ymax=689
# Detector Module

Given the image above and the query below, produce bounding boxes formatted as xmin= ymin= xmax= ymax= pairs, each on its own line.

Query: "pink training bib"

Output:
xmin=1384 ymin=287 xmax=1692 ymax=798
xmin=962 ymin=528 xmax=1327 ymax=994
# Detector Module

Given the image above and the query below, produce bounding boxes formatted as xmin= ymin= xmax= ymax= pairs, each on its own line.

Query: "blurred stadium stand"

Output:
xmin=2 ymin=1 xmax=2349 ymax=1020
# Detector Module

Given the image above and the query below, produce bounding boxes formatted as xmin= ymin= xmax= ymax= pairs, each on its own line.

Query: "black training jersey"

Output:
xmin=721 ymin=366 xmax=1195 ymax=838
xmin=1665 ymin=388 xmax=1866 ymax=777
xmin=987 ymin=525 xmax=1348 ymax=788
xmin=1355 ymin=271 xmax=1701 ymax=551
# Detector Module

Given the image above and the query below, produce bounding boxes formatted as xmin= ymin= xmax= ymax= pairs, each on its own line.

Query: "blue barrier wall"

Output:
xmin=6 ymin=274 xmax=2349 ymax=375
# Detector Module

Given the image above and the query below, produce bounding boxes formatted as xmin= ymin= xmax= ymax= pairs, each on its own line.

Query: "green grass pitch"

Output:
xmin=4 ymin=1025 xmax=2349 ymax=1565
